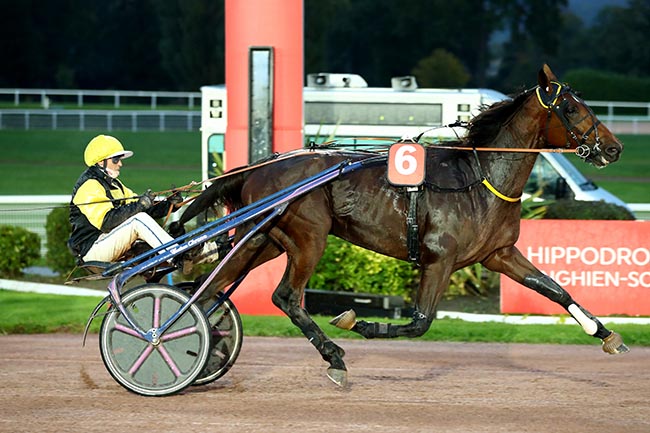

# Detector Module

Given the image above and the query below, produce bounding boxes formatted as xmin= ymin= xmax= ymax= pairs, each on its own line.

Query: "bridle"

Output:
xmin=535 ymin=80 xmax=602 ymax=159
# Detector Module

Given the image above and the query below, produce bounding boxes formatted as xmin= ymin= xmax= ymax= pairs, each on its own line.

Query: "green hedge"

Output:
xmin=544 ymin=199 xmax=635 ymax=220
xmin=308 ymin=236 xmax=420 ymax=302
xmin=308 ymin=236 xmax=498 ymax=302
xmin=45 ymin=207 xmax=76 ymax=275
xmin=563 ymin=68 xmax=650 ymax=102
xmin=0 ymin=225 xmax=40 ymax=277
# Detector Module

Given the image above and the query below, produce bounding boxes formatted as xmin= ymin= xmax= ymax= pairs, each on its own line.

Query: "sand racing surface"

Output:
xmin=1 ymin=334 xmax=649 ymax=433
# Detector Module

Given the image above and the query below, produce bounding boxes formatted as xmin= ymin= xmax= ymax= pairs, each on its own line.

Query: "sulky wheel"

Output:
xmin=176 ymin=282 xmax=243 ymax=386
xmin=99 ymin=284 xmax=211 ymax=396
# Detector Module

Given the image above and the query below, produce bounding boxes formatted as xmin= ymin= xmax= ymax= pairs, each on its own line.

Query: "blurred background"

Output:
xmin=0 ymin=0 xmax=645 ymax=96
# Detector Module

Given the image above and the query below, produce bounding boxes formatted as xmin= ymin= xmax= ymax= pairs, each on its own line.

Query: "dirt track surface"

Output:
xmin=1 ymin=334 xmax=649 ymax=433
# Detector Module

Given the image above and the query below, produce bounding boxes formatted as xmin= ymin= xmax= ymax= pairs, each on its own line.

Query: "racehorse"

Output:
xmin=176 ymin=65 xmax=627 ymax=386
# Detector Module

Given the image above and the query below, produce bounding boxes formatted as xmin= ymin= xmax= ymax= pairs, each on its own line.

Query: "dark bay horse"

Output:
xmin=178 ymin=65 xmax=627 ymax=386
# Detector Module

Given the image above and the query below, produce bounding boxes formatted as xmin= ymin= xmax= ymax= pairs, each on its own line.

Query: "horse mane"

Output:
xmin=463 ymin=89 xmax=532 ymax=147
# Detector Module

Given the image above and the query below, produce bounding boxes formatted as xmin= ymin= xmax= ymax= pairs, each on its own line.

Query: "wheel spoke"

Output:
xmin=114 ymin=323 xmax=146 ymax=339
xmin=127 ymin=344 xmax=155 ymax=375
xmin=161 ymin=326 xmax=199 ymax=342
xmin=156 ymin=344 xmax=182 ymax=377
xmin=153 ymin=296 xmax=162 ymax=328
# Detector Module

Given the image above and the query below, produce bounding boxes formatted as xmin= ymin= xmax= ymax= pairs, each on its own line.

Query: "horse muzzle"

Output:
xmin=579 ymin=140 xmax=623 ymax=167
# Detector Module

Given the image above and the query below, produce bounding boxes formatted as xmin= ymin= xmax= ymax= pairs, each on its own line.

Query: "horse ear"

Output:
xmin=538 ymin=64 xmax=558 ymax=94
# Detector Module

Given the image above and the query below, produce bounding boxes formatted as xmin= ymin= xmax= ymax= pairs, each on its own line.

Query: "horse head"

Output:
xmin=536 ymin=64 xmax=623 ymax=167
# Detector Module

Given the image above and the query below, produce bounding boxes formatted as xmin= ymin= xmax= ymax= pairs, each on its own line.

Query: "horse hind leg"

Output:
xmin=330 ymin=309 xmax=433 ymax=339
xmin=331 ymin=262 xmax=445 ymax=339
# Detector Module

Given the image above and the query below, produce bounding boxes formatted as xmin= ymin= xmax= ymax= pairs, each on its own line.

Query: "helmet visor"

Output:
xmin=106 ymin=150 xmax=134 ymax=163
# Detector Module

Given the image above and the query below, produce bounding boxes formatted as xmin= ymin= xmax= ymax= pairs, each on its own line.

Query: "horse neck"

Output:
xmin=479 ymin=104 xmax=545 ymax=198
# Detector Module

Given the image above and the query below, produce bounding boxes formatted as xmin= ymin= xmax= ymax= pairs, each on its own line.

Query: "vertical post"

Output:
xmin=249 ymin=47 xmax=274 ymax=163
xmin=224 ymin=0 xmax=304 ymax=315
xmin=225 ymin=0 xmax=303 ymax=169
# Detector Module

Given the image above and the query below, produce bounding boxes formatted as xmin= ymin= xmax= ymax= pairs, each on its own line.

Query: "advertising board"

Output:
xmin=500 ymin=220 xmax=650 ymax=316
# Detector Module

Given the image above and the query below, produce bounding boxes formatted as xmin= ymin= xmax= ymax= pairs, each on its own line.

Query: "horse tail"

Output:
xmin=170 ymin=171 xmax=248 ymax=236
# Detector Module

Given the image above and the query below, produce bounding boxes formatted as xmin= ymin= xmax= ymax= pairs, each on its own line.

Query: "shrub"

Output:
xmin=0 ymin=225 xmax=40 ymax=277
xmin=309 ymin=236 xmax=420 ymax=303
xmin=45 ymin=207 xmax=76 ymax=275
xmin=309 ymin=236 xmax=499 ymax=303
xmin=447 ymin=263 xmax=499 ymax=299
xmin=544 ymin=199 xmax=635 ymax=220
xmin=411 ymin=48 xmax=471 ymax=88
xmin=563 ymin=68 xmax=650 ymax=102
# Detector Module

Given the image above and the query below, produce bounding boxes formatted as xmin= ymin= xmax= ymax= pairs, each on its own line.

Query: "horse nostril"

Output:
xmin=605 ymin=146 xmax=621 ymax=157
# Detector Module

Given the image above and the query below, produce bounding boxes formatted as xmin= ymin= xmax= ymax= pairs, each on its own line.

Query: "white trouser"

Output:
xmin=82 ymin=212 xmax=175 ymax=263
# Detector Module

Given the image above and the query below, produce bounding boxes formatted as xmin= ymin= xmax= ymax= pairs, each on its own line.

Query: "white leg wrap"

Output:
xmin=568 ymin=304 xmax=598 ymax=335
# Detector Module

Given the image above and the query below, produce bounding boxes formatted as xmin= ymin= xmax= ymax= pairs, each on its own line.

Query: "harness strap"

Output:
xmin=481 ymin=178 xmax=521 ymax=202
xmin=406 ymin=187 xmax=420 ymax=263
xmin=470 ymin=148 xmax=521 ymax=203
xmin=535 ymin=81 xmax=563 ymax=108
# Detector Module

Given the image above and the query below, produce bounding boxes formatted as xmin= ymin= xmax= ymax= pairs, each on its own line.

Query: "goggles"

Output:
xmin=110 ymin=154 xmax=125 ymax=164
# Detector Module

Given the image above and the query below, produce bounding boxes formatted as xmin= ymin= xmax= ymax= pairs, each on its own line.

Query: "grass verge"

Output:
xmin=2 ymin=290 xmax=648 ymax=347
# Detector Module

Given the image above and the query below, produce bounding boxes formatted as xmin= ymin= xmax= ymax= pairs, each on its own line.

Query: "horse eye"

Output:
xmin=565 ymin=105 xmax=578 ymax=116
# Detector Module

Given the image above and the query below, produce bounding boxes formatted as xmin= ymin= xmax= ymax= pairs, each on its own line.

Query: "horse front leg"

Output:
xmin=268 ymin=226 xmax=349 ymax=386
xmin=330 ymin=263 xmax=446 ymax=339
xmin=272 ymin=279 xmax=348 ymax=385
xmin=483 ymin=246 xmax=629 ymax=354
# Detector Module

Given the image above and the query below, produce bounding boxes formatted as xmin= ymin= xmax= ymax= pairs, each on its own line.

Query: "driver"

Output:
xmin=68 ymin=134 xmax=218 ymax=270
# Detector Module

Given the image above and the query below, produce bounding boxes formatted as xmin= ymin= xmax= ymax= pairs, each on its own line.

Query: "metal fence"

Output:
xmin=0 ymin=195 xmax=70 ymax=256
xmin=0 ymin=88 xmax=201 ymax=109
xmin=2 ymin=88 xmax=650 ymax=133
xmin=1 ymin=195 xmax=649 ymax=258
xmin=0 ymin=109 xmax=200 ymax=132
xmin=0 ymin=196 xmax=188 ymax=257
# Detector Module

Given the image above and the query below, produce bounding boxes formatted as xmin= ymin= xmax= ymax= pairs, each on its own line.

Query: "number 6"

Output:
xmin=387 ymin=142 xmax=425 ymax=186
xmin=395 ymin=144 xmax=418 ymax=175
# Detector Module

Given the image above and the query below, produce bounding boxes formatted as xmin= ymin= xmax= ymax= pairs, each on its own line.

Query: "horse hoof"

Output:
xmin=329 ymin=310 xmax=357 ymax=330
xmin=602 ymin=331 xmax=630 ymax=354
xmin=327 ymin=368 xmax=348 ymax=387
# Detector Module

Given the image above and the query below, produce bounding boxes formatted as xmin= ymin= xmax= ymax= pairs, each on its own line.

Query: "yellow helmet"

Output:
xmin=83 ymin=135 xmax=134 ymax=167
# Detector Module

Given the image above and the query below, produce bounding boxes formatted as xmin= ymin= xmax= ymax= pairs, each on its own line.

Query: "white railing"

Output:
xmin=1 ymin=196 xmax=649 ymax=257
xmin=587 ymin=101 xmax=650 ymax=119
xmin=2 ymin=88 xmax=650 ymax=133
xmin=0 ymin=109 xmax=200 ymax=132
xmin=0 ymin=195 xmax=70 ymax=255
xmin=629 ymin=203 xmax=650 ymax=220
xmin=0 ymin=88 xmax=201 ymax=109
xmin=0 ymin=196 xmax=190 ymax=256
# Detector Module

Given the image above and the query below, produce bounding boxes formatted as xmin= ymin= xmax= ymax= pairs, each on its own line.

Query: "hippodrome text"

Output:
xmin=501 ymin=220 xmax=650 ymax=315
xmin=527 ymin=246 xmax=650 ymax=288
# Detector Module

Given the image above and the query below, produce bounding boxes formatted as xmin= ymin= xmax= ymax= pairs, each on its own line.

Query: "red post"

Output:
xmin=224 ymin=0 xmax=303 ymax=166
xmin=224 ymin=0 xmax=303 ymax=315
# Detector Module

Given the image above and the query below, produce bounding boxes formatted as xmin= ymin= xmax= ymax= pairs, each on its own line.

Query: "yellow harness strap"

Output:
xmin=482 ymin=178 xmax=521 ymax=203
xmin=535 ymin=81 xmax=563 ymax=109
